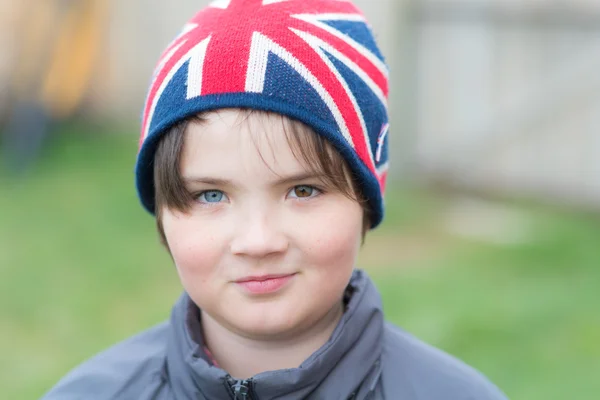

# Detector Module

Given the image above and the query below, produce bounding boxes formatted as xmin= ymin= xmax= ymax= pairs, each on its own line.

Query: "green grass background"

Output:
xmin=1 ymin=124 xmax=599 ymax=399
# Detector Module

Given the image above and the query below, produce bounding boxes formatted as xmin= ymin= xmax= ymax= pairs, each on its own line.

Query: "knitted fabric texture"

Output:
xmin=136 ymin=0 xmax=390 ymax=227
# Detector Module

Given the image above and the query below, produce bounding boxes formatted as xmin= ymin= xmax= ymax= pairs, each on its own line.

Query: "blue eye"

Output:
xmin=288 ymin=185 xmax=320 ymax=199
xmin=197 ymin=190 xmax=226 ymax=203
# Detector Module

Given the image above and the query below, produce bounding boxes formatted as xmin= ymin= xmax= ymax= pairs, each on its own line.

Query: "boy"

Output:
xmin=44 ymin=0 xmax=508 ymax=399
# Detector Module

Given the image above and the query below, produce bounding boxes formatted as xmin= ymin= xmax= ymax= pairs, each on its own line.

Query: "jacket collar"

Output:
xmin=166 ymin=270 xmax=384 ymax=399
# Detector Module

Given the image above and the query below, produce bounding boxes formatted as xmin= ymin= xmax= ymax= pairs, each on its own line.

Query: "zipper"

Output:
xmin=226 ymin=376 xmax=256 ymax=400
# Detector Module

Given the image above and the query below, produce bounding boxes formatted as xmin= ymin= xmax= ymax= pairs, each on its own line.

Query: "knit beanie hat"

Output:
xmin=136 ymin=0 xmax=390 ymax=228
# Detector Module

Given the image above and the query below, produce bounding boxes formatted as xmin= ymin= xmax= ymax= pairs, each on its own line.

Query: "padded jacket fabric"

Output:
xmin=42 ymin=270 xmax=508 ymax=400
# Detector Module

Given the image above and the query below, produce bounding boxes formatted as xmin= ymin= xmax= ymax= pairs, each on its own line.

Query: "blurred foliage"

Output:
xmin=0 ymin=123 xmax=599 ymax=399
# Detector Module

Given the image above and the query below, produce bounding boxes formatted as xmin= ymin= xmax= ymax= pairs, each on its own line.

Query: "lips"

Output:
xmin=235 ymin=273 xmax=296 ymax=295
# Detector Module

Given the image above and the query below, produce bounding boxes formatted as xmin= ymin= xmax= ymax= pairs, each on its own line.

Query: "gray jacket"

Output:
xmin=42 ymin=270 xmax=508 ymax=399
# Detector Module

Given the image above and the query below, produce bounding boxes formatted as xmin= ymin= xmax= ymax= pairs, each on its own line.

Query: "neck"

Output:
xmin=201 ymin=302 xmax=344 ymax=379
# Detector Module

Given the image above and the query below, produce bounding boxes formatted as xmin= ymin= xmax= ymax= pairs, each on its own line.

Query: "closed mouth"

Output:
xmin=235 ymin=273 xmax=296 ymax=283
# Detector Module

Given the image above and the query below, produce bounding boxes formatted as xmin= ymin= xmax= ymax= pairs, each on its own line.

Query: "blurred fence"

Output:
xmin=411 ymin=0 xmax=600 ymax=208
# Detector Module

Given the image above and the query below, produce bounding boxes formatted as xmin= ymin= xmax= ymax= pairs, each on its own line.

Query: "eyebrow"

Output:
xmin=183 ymin=172 xmax=325 ymax=187
xmin=182 ymin=177 xmax=230 ymax=186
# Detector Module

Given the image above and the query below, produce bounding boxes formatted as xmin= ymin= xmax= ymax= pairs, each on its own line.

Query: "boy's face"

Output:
xmin=160 ymin=110 xmax=363 ymax=340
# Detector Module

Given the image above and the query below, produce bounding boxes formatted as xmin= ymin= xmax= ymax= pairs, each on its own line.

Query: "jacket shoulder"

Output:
xmin=42 ymin=322 xmax=170 ymax=400
xmin=380 ymin=323 xmax=508 ymax=400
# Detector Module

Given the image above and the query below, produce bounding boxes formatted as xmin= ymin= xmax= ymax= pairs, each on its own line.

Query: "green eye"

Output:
xmin=294 ymin=186 xmax=313 ymax=198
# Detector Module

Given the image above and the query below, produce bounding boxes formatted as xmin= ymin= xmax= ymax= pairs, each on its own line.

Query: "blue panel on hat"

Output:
xmin=148 ymin=61 xmax=191 ymax=135
xmin=324 ymin=51 xmax=388 ymax=167
xmin=321 ymin=20 xmax=385 ymax=63
xmin=262 ymin=52 xmax=338 ymax=129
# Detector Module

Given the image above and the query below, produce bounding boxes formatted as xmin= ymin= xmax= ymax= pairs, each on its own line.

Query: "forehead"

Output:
xmin=180 ymin=110 xmax=307 ymax=179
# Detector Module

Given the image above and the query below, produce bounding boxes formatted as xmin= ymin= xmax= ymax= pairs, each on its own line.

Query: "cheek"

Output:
xmin=299 ymin=202 xmax=363 ymax=267
xmin=161 ymin=213 xmax=225 ymax=292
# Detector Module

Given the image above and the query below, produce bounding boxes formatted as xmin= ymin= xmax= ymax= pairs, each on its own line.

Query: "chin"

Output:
xmin=227 ymin=301 xmax=306 ymax=339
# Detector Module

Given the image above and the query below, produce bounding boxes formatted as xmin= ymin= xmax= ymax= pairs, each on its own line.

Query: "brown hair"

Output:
xmin=153 ymin=109 xmax=371 ymax=247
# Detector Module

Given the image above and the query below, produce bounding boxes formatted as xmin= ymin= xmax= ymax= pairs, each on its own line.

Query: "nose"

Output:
xmin=229 ymin=210 xmax=288 ymax=258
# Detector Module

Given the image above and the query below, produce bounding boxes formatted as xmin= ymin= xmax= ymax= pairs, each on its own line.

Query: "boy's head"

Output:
xmin=136 ymin=0 xmax=389 ymax=227
xmin=135 ymin=0 xmax=389 ymax=338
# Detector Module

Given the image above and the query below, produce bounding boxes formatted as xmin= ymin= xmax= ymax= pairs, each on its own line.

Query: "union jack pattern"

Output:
xmin=138 ymin=0 xmax=390 ymax=224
